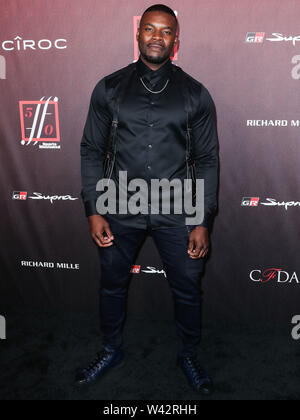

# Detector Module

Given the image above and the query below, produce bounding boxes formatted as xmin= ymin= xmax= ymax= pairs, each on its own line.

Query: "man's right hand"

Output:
xmin=88 ymin=215 xmax=114 ymax=247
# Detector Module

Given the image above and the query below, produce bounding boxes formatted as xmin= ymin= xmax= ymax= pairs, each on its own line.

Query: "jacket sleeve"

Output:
xmin=80 ymin=78 xmax=112 ymax=217
xmin=192 ymin=85 xmax=219 ymax=230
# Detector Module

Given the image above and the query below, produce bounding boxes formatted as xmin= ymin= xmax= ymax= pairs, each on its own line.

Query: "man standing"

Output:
xmin=77 ymin=4 xmax=219 ymax=395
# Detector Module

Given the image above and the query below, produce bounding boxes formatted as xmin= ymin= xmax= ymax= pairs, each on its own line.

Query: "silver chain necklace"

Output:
xmin=139 ymin=77 xmax=170 ymax=94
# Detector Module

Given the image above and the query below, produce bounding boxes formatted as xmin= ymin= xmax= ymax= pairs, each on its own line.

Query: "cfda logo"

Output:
xmin=291 ymin=315 xmax=300 ymax=340
xmin=0 ymin=315 xmax=6 ymax=339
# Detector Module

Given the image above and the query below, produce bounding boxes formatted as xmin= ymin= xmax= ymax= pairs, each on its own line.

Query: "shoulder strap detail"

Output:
xmin=104 ymin=64 xmax=136 ymax=180
xmin=175 ymin=66 xmax=196 ymax=192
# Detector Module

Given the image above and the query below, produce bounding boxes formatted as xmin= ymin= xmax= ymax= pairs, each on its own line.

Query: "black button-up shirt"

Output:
xmin=80 ymin=56 xmax=219 ymax=230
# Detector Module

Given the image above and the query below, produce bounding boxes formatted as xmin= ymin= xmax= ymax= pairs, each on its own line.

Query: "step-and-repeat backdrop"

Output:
xmin=1 ymin=0 xmax=299 ymax=325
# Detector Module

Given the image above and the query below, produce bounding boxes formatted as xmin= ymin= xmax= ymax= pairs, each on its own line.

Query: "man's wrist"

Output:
xmin=193 ymin=225 xmax=208 ymax=232
xmin=84 ymin=199 xmax=98 ymax=217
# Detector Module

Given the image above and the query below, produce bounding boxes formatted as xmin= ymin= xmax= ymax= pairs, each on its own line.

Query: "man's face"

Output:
xmin=136 ymin=11 xmax=178 ymax=64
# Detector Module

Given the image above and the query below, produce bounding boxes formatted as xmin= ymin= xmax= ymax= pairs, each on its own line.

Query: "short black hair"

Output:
xmin=141 ymin=4 xmax=178 ymax=29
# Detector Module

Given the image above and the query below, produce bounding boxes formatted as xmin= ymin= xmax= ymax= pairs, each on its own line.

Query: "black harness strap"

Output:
xmin=103 ymin=64 xmax=135 ymax=180
xmin=176 ymin=66 xmax=196 ymax=192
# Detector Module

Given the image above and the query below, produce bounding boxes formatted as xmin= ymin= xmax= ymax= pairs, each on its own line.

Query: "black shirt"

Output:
xmin=80 ymin=56 xmax=219 ymax=230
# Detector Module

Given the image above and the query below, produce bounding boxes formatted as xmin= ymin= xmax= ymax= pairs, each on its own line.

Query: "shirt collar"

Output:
xmin=136 ymin=56 xmax=173 ymax=86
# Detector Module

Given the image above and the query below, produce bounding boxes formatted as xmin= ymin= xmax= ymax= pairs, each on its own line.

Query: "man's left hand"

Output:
xmin=187 ymin=226 xmax=210 ymax=259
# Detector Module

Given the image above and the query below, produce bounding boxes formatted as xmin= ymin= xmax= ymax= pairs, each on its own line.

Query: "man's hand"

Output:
xmin=88 ymin=215 xmax=114 ymax=247
xmin=187 ymin=226 xmax=210 ymax=259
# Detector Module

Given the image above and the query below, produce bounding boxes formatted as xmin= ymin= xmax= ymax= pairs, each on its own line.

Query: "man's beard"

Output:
xmin=140 ymin=48 xmax=170 ymax=64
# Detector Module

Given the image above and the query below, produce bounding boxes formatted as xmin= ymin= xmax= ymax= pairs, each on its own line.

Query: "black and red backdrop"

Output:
xmin=0 ymin=0 xmax=300 ymax=326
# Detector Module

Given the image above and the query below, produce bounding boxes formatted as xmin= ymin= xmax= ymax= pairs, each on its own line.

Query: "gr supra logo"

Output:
xmin=250 ymin=269 xmax=299 ymax=284
xmin=246 ymin=33 xmax=300 ymax=46
xmin=12 ymin=191 xmax=78 ymax=204
xmin=19 ymin=96 xmax=60 ymax=149
xmin=241 ymin=197 xmax=300 ymax=210
xmin=245 ymin=32 xmax=265 ymax=43
xmin=241 ymin=197 xmax=260 ymax=207
xmin=12 ymin=191 xmax=27 ymax=200
xmin=131 ymin=265 xmax=167 ymax=278
xmin=133 ymin=11 xmax=179 ymax=62
xmin=131 ymin=265 xmax=141 ymax=274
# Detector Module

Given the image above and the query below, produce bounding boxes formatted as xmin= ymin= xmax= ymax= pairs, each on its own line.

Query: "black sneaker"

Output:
xmin=177 ymin=355 xmax=214 ymax=395
xmin=75 ymin=347 xmax=125 ymax=385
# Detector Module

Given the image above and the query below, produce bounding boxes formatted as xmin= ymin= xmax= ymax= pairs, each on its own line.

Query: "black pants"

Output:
xmin=98 ymin=216 xmax=205 ymax=358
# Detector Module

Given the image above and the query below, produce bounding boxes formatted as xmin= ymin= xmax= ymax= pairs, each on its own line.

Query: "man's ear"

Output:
xmin=136 ymin=30 xmax=139 ymax=42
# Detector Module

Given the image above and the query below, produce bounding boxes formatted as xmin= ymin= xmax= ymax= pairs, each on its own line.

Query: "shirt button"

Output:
xmin=149 ymin=123 xmax=154 ymax=127
xmin=147 ymin=165 xmax=151 ymax=170
xmin=148 ymin=144 xmax=152 ymax=148
xmin=150 ymin=102 xmax=155 ymax=105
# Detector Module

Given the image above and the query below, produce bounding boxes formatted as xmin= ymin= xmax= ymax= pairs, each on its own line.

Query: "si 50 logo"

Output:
xmin=19 ymin=96 xmax=60 ymax=149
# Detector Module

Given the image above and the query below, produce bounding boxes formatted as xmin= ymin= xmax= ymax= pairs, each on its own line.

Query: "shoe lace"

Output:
xmin=185 ymin=356 xmax=209 ymax=386
xmin=84 ymin=350 xmax=109 ymax=375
